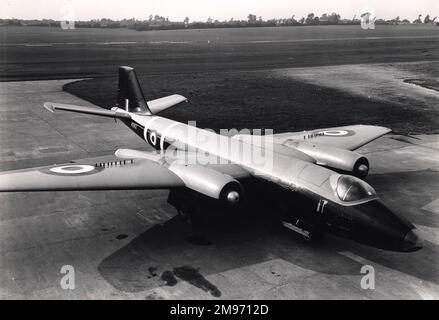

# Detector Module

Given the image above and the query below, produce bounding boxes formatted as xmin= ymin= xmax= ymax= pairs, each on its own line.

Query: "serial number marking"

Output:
xmin=316 ymin=199 xmax=328 ymax=214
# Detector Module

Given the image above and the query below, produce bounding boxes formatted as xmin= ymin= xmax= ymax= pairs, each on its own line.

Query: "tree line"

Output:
xmin=1 ymin=13 xmax=437 ymax=30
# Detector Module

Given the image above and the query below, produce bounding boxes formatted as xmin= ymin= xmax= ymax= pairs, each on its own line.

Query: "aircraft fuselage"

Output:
xmin=118 ymin=111 xmax=423 ymax=252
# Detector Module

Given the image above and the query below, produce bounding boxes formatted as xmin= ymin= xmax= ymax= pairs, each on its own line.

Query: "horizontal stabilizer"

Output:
xmin=147 ymin=94 xmax=187 ymax=114
xmin=44 ymin=103 xmax=131 ymax=119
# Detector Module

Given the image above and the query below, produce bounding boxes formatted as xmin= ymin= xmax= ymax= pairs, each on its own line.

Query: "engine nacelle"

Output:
xmin=169 ymin=165 xmax=243 ymax=205
xmin=289 ymin=141 xmax=370 ymax=178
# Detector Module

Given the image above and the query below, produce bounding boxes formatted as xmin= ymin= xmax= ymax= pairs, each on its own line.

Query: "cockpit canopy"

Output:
xmin=336 ymin=175 xmax=377 ymax=202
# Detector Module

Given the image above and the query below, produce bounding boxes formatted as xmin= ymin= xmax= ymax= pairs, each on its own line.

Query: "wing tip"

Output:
xmin=359 ymin=124 xmax=392 ymax=134
xmin=375 ymin=125 xmax=392 ymax=135
xmin=174 ymin=94 xmax=188 ymax=103
xmin=43 ymin=102 xmax=55 ymax=113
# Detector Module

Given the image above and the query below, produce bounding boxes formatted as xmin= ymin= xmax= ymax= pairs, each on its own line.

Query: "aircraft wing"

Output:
xmin=0 ymin=159 xmax=184 ymax=192
xmin=0 ymin=150 xmax=251 ymax=193
xmin=272 ymin=125 xmax=391 ymax=150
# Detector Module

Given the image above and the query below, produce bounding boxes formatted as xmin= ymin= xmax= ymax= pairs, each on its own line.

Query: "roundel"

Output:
xmin=49 ymin=165 xmax=95 ymax=174
xmin=144 ymin=128 xmax=161 ymax=150
xmin=318 ymin=129 xmax=355 ymax=137
xmin=43 ymin=164 xmax=102 ymax=176
xmin=149 ymin=131 xmax=157 ymax=145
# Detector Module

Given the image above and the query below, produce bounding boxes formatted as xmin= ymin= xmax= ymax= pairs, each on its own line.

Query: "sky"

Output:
xmin=1 ymin=0 xmax=438 ymax=22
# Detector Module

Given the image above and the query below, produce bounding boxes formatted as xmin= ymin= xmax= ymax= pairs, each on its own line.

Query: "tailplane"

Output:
xmin=44 ymin=66 xmax=187 ymax=118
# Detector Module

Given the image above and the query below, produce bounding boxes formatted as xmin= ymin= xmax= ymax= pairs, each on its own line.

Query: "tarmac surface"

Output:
xmin=0 ymin=79 xmax=438 ymax=299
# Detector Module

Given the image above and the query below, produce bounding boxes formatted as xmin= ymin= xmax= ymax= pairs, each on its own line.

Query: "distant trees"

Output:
xmin=247 ymin=14 xmax=257 ymax=24
xmin=413 ymin=14 xmax=423 ymax=24
xmin=2 ymin=11 xmax=438 ymax=30
xmin=319 ymin=13 xmax=340 ymax=24
xmin=302 ymin=12 xmax=340 ymax=25
xmin=423 ymin=15 xmax=431 ymax=24
xmin=305 ymin=13 xmax=319 ymax=25
xmin=388 ymin=16 xmax=401 ymax=25
xmin=423 ymin=15 xmax=437 ymax=24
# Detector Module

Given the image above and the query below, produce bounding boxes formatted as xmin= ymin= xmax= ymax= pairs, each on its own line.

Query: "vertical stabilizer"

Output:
xmin=117 ymin=66 xmax=151 ymax=114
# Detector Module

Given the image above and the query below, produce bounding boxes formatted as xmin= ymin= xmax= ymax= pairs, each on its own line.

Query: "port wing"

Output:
xmin=0 ymin=149 xmax=251 ymax=193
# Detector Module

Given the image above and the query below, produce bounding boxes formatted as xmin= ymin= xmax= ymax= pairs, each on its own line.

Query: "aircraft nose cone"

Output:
xmin=402 ymin=229 xmax=424 ymax=252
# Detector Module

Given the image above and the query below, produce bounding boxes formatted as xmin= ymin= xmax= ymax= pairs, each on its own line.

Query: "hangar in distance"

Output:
xmin=0 ymin=66 xmax=424 ymax=253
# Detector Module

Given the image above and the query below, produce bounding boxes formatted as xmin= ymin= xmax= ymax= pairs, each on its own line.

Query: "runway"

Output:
xmin=0 ymin=79 xmax=437 ymax=299
xmin=4 ymin=34 xmax=438 ymax=48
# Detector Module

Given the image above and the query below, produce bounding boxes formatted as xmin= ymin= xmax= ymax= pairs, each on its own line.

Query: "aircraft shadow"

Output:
xmin=98 ymin=168 xmax=439 ymax=295
xmin=97 ymin=200 xmax=364 ymax=295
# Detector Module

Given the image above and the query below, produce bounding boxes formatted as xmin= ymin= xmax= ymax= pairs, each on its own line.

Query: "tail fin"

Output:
xmin=117 ymin=66 xmax=152 ymax=114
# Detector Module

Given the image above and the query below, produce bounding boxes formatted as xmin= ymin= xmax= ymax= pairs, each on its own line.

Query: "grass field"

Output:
xmin=64 ymin=69 xmax=439 ymax=134
xmin=1 ymin=25 xmax=438 ymax=80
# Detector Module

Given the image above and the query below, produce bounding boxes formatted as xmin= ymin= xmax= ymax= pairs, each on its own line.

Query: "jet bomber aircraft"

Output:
xmin=0 ymin=66 xmax=423 ymax=252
